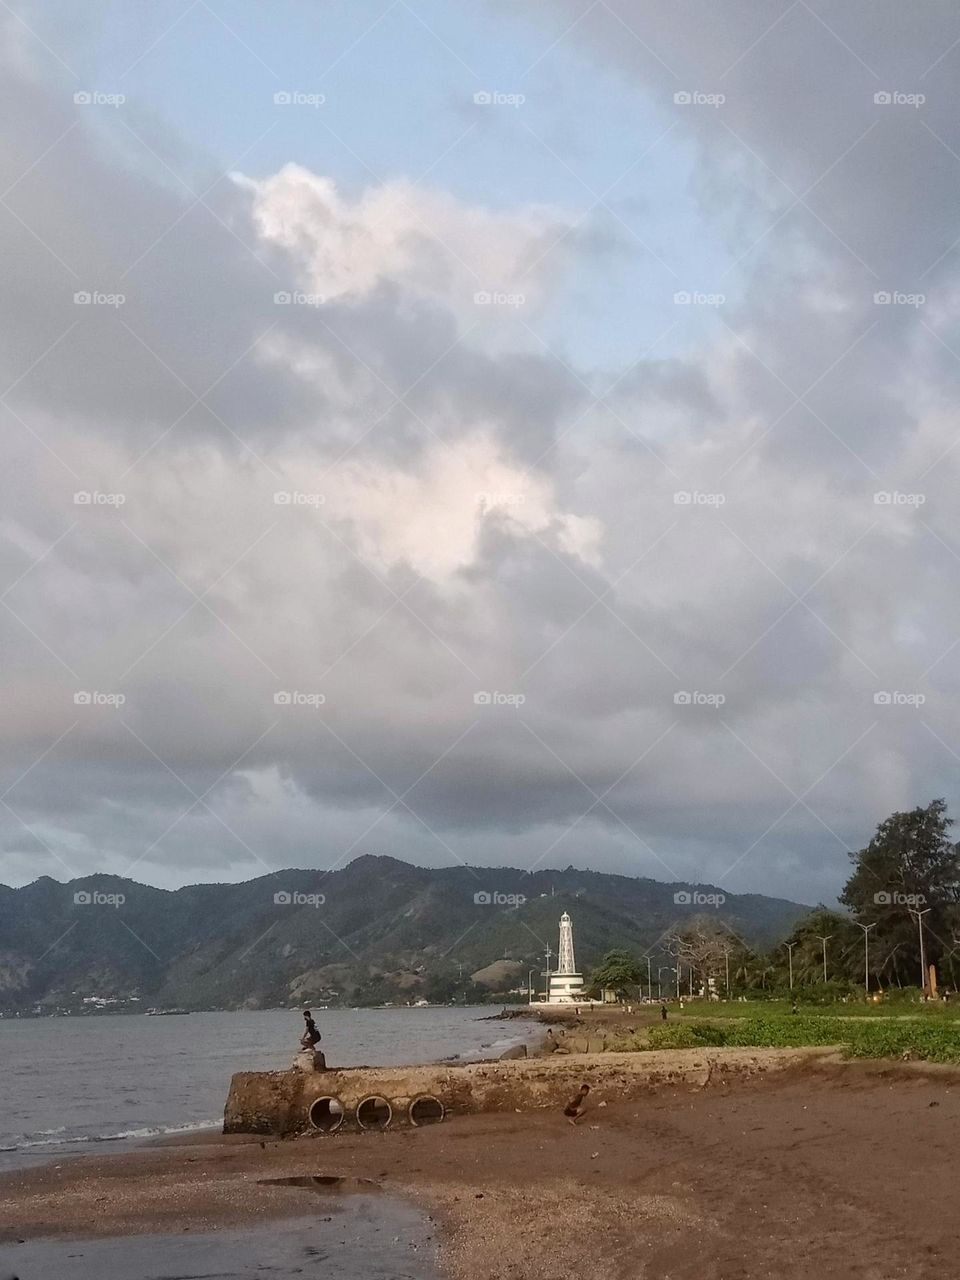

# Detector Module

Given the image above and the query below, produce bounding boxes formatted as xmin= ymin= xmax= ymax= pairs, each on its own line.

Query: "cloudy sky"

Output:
xmin=2 ymin=0 xmax=960 ymax=905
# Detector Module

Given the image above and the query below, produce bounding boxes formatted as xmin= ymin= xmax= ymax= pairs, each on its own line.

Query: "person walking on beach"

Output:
xmin=563 ymin=1083 xmax=590 ymax=1124
xmin=300 ymin=1009 xmax=321 ymax=1050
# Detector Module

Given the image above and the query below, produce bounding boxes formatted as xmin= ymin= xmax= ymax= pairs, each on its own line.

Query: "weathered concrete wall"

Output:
xmin=223 ymin=1045 xmax=829 ymax=1135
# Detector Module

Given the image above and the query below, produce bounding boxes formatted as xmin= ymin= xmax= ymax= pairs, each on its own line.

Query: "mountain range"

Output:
xmin=0 ymin=856 xmax=810 ymax=1012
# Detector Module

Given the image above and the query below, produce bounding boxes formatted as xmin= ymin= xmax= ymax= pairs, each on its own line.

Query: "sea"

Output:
xmin=0 ymin=1005 xmax=534 ymax=1173
xmin=0 ymin=1006 xmax=535 ymax=1278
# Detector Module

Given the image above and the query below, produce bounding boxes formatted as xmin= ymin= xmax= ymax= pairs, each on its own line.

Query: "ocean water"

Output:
xmin=0 ymin=1006 xmax=533 ymax=1172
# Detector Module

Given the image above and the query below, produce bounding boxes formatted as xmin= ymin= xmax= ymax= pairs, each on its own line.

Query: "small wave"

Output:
xmin=7 ymin=1119 xmax=219 ymax=1152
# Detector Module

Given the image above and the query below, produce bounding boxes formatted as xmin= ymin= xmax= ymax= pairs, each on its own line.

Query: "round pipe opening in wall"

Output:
xmin=356 ymin=1095 xmax=393 ymax=1130
xmin=409 ymin=1095 xmax=444 ymax=1126
xmin=308 ymin=1096 xmax=344 ymax=1133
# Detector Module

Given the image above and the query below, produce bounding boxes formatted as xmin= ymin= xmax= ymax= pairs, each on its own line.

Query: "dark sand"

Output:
xmin=2 ymin=1059 xmax=958 ymax=1279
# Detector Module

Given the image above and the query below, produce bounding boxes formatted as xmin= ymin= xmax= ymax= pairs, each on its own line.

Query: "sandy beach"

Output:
xmin=2 ymin=1054 xmax=958 ymax=1279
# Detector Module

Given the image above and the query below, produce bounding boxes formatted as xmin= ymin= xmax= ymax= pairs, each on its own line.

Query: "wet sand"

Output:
xmin=2 ymin=1059 xmax=958 ymax=1279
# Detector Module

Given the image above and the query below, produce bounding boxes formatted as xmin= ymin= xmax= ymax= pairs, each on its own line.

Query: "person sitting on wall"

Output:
xmin=300 ymin=1009 xmax=322 ymax=1049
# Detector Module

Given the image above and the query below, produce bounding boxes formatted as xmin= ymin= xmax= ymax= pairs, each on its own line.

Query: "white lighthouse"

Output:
xmin=545 ymin=911 xmax=585 ymax=1004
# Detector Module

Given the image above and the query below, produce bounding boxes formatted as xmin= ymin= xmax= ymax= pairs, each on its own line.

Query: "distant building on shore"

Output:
xmin=535 ymin=911 xmax=587 ymax=1005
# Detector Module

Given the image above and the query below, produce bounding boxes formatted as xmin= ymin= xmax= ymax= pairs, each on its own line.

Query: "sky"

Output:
xmin=2 ymin=0 xmax=960 ymax=906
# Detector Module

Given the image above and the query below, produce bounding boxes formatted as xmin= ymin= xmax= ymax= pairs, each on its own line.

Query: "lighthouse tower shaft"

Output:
xmin=557 ymin=912 xmax=576 ymax=975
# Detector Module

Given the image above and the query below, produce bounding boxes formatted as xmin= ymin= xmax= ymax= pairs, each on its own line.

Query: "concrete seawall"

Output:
xmin=223 ymin=1045 xmax=830 ymax=1135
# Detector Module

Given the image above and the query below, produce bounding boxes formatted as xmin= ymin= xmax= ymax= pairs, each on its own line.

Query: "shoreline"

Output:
xmin=4 ymin=1054 xmax=960 ymax=1278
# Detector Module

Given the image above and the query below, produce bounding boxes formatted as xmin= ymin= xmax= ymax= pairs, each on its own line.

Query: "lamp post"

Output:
xmin=784 ymin=941 xmax=796 ymax=991
xmin=528 ymin=968 xmax=537 ymax=1004
xmin=816 ymin=935 xmax=833 ymax=985
xmin=647 ymin=955 xmax=652 ymax=1002
xmin=722 ymin=947 xmax=731 ymax=997
xmin=854 ymin=923 xmax=876 ymax=997
xmin=676 ymin=963 xmax=681 ymax=1000
xmin=543 ymin=946 xmax=553 ymax=1002
xmin=911 ymin=908 xmax=931 ymax=995
xmin=657 ymin=966 xmax=667 ymax=999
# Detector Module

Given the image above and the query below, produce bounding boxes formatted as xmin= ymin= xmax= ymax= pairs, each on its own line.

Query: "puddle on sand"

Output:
xmin=259 ymin=1174 xmax=382 ymax=1191
xmin=1 ymin=1200 xmax=440 ymax=1279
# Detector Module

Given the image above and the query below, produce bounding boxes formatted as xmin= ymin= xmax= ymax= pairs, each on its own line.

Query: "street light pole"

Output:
xmin=723 ymin=947 xmax=731 ymax=997
xmin=911 ymin=909 xmax=931 ymax=995
xmin=657 ymin=966 xmax=667 ymax=999
xmin=528 ymin=968 xmax=536 ymax=1004
xmin=784 ymin=941 xmax=796 ymax=991
xmin=816 ymin=935 xmax=833 ymax=985
xmin=647 ymin=955 xmax=652 ymax=1002
xmin=854 ymin=923 xmax=876 ymax=997
xmin=543 ymin=946 xmax=552 ymax=1002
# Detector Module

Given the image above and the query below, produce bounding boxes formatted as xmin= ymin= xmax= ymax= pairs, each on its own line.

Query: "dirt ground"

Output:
xmin=2 ymin=1058 xmax=957 ymax=1279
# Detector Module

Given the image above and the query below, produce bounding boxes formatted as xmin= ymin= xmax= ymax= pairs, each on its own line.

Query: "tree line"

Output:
xmin=589 ymin=800 xmax=960 ymax=999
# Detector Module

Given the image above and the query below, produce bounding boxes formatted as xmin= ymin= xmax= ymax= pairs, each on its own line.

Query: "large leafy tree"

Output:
xmin=589 ymin=949 xmax=644 ymax=998
xmin=840 ymin=800 xmax=960 ymax=987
